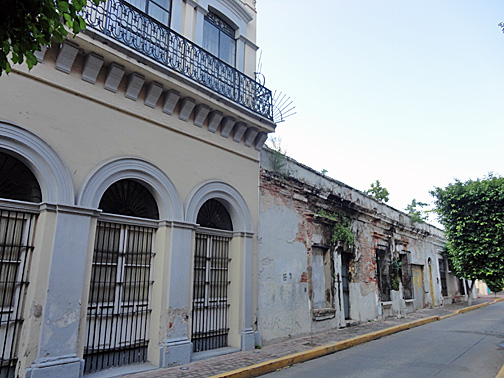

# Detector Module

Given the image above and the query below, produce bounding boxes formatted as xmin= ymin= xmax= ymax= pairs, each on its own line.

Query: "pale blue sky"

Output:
xmin=257 ymin=0 xmax=504 ymax=222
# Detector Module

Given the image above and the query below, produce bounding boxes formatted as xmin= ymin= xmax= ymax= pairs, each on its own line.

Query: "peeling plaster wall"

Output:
xmin=258 ymin=195 xmax=312 ymax=342
xmin=258 ymin=149 xmax=460 ymax=344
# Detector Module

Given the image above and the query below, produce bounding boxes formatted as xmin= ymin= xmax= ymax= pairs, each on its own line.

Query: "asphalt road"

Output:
xmin=263 ymin=301 xmax=504 ymax=378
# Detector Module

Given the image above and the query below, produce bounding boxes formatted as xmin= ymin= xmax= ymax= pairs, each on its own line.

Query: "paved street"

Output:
xmin=262 ymin=301 xmax=504 ymax=378
xmin=104 ymin=296 xmax=504 ymax=378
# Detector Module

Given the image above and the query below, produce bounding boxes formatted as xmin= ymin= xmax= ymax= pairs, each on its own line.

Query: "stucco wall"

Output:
xmin=258 ymin=148 xmax=456 ymax=345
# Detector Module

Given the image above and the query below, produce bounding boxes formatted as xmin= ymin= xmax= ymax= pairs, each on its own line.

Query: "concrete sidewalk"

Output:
xmin=111 ymin=295 xmax=504 ymax=378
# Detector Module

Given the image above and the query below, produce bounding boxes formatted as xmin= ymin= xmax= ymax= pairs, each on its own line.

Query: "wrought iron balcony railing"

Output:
xmin=83 ymin=0 xmax=273 ymax=121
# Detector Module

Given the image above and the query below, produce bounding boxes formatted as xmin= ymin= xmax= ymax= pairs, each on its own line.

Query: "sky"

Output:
xmin=256 ymin=0 xmax=504 ymax=225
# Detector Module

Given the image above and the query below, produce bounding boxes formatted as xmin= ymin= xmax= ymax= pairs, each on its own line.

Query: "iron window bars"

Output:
xmin=191 ymin=231 xmax=231 ymax=352
xmin=0 ymin=210 xmax=36 ymax=378
xmin=83 ymin=0 xmax=274 ymax=121
xmin=84 ymin=221 xmax=154 ymax=374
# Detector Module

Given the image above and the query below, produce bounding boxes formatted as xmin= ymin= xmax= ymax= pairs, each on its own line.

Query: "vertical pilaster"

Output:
xmin=26 ymin=205 xmax=100 ymax=378
xmin=159 ymin=221 xmax=195 ymax=367
xmin=193 ymin=5 xmax=208 ymax=46
xmin=236 ymin=37 xmax=246 ymax=73
xmin=240 ymin=232 xmax=254 ymax=351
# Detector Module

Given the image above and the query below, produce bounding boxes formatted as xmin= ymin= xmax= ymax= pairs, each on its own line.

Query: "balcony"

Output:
xmin=83 ymin=0 xmax=273 ymax=121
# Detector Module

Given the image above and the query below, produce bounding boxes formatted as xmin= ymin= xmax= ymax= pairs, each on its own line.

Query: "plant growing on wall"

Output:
xmin=266 ymin=136 xmax=289 ymax=176
xmin=390 ymin=257 xmax=402 ymax=291
xmin=365 ymin=180 xmax=390 ymax=203
xmin=317 ymin=210 xmax=354 ymax=249
xmin=404 ymin=199 xmax=429 ymax=223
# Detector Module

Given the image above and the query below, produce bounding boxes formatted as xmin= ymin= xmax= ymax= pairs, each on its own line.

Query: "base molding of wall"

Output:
xmin=25 ymin=355 xmax=84 ymax=378
xmin=241 ymin=328 xmax=255 ymax=351
xmin=159 ymin=337 xmax=192 ymax=367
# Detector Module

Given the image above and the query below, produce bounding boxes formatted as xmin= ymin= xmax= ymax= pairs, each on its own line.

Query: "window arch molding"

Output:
xmin=0 ymin=120 xmax=74 ymax=204
xmin=197 ymin=0 xmax=253 ymax=38
xmin=77 ymin=157 xmax=183 ymax=220
xmin=184 ymin=180 xmax=252 ymax=233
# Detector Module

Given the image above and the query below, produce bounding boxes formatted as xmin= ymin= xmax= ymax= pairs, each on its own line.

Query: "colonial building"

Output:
xmin=0 ymin=0 xmax=275 ymax=377
xmin=257 ymin=148 xmax=470 ymax=345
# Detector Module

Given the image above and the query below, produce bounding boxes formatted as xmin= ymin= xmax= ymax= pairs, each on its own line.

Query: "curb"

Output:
xmin=497 ymin=364 xmax=504 ymax=378
xmin=208 ymin=300 xmax=502 ymax=378
xmin=494 ymin=299 xmax=504 ymax=378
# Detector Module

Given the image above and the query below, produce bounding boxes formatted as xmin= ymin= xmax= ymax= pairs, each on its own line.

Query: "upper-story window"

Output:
xmin=125 ymin=0 xmax=171 ymax=24
xmin=203 ymin=12 xmax=235 ymax=67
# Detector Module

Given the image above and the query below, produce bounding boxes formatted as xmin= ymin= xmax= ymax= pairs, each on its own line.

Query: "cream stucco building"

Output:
xmin=0 ymin=1 xmax=275 ymax=377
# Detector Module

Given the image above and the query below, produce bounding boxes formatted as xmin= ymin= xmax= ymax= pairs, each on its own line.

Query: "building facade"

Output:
xmin=0 ymin=1 xmax=275 ymax=377
xmin=258 ymin=149 xmax=470 ymax=345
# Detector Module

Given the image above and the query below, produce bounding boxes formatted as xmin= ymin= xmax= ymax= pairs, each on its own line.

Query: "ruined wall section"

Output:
xmin=258 ymin=169 xmax=337 ymax=344
xmin=258 ymin=149 xmax=448 ymax=344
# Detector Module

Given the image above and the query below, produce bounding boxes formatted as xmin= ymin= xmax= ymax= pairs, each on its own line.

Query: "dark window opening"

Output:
xmin=197 ymin=199 xmax=233 ymax=231
xmin=400 ymin=253 xmax=413 ymax=300
xmin=99 ymin=179 xmax=159 ymax=220
xmin=439 ymin=258 xmax=448 ymax=296
xmin=376 ymin=248 xmax=391 ymax=301
xmin=341 ymin=253 xmax=351 ymax=319
xmin=0 ymin=152 xmax=41 ymax=203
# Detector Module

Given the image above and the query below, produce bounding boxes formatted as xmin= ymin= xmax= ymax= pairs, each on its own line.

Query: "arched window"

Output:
xmin=85 ymin=179 xmax=157 ymax=373
xmin=0 ymin=151 xmax=41 ymax=203
xmin=0 ymin=151 xmax=38 ymax=377
xmin=192 ymin=199 xmax=233 ymax=353
xmin=99 ymin=179 xmax=159 ymax=219
xmin=196 ymin=198 xmax=233 ymax=231
xmin=203 ymin=12 xmax=236 ymax=66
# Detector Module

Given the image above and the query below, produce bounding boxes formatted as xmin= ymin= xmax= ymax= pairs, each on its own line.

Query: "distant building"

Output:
xmin=257 ymin=148 xmax=471 ymax=345
xmin=0 ymin=1 xmax=275 ymax=377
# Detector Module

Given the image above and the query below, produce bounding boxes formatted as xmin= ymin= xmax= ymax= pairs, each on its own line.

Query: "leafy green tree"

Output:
xmin=404 ymin=199 xmax=429 ymax=223
xmin=431 ymin=174 xmax=504 ymax=302
xmin=0 ymin=0 xmax=102 ymax=76
xmin=485 ymin=276 xmax=504 ymax=294
xmin=365 ymin=180 xmax=390 ymax=203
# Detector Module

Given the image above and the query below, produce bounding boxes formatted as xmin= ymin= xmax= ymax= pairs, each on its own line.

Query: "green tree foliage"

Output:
xmin=431 ymin=174 xmax=504 ymax=294
xmin=365 ymin=180 xmax=390 ymax=203
xmin=404 ymin=199 xmax=429 ymax=224
xmin=485 ymin=276 xmax=504 ymax=294
xmin=0 ymin=0 xmax=102 ymax=76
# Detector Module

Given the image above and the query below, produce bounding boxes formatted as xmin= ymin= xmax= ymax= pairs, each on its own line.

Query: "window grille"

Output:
xmin=84 ymin=221 xmax=154 ymax=374
xmin=99 ymin=180 xmax=159 ymax=220
xmin=0 ymin=210 xmax=36 ymax=378
xmin=191 ymin=232 xmax=231 ymax=352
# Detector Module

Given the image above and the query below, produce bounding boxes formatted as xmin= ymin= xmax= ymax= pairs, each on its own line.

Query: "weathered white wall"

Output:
xmin=258 ymin=148 xmax=458 ymax=344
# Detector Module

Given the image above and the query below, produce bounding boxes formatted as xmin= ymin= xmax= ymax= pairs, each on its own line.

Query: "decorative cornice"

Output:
xmin=215 ymin=0 xmax=253 ymax=23
xmin=39 ymin=203 xmax=102 ymax=217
